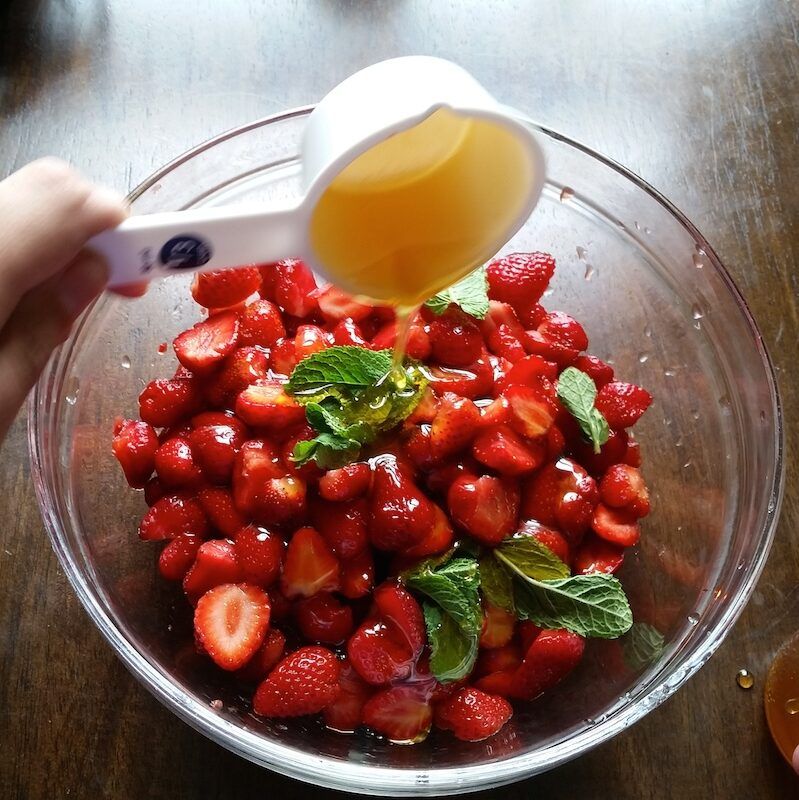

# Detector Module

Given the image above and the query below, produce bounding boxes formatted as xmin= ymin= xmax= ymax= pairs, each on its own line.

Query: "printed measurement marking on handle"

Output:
xmin=159 ymin=235 xmax=213 ymax=270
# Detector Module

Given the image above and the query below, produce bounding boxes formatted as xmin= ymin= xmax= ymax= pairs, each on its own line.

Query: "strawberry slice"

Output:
xmin=403 ymin=503 xmax=454 ymax=560
xmin=494 ymin=354 xmax=558 ymax=394
xmin=479 ymin=603 xmax=516 ymax=649
xmin=273 ymin=258 xmax=318 ymax=318
xmin=269 ymin=337 xmax=298 ymax=376
xmin=595 ymin=381 xmax=653 ymax=429
xmin=173 ymin=311 xmax=240 ymax=374
xmin=294 ymin=324 xmax=330 ymax=360
xmin=332 ymin=317 xmax=370 ymax=347
xmin=573 ymin=534 xmax=625 ymax=575
xmin=504 ymin=383 xmax=556 ymax=438
xmin=373 ymin=583 xmax=425 ymax=656
xmin=139 ymin=494 xmax=208 ymax=541
xmin=253 ymin=645 xmax=340 ymax=717
xmin=318 ymin=462 xmax=372 ymax=502
xmin=191 ymin=267 xmax=261 ymax=309
xmin=426 ymin=353 xmax=494 ymax=399
xmin=193 ymin=583 xmax=271 ymax=671
xmin=323 ymin=657 xmax=374 ymax=733
xmin=361 ymin=685 xmax=433 ymax=743
xmin=235 ymin=380 xmax=305 ymax=429
xmin=512 ymin=628 xmax=585 ymax=701
xmin=429 ymin=392 xmax=480 ymax=461
xmin=314 ymin=284 xmax=373 ymax=322
xmin=434 ymin=687 xmax=512 ymax=742
xmin=447 ymin=474 xmax=519 ymax=545
xmin=183 ymin=539 xmax=243 ymax=604
xmin=472 ymin=423 xmax=544 ymax=476
xmin=480 ymin=300 xmax=527 ymax=347
xmin=236 ymin=627 xmax=287 ymax=684
xmin=112 ymin=419 xmax=159 ymax=488
xmin=573 ymin=354 xmax=614 ymax=388
xmin=591 ymin=503 xmax=641 ymax=547
xmin=281 ymin=527 xmax=340 ymax=598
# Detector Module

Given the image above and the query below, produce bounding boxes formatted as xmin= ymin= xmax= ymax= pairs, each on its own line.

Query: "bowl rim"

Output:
xmin=28 ymin=105 xmax=785 ymax=796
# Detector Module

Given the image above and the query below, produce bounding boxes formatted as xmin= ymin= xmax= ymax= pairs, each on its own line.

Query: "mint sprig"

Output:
xmin=424 ymin=267 xmax=489 ymax=320
xmin=287 ymin=346 xmax=394 ymax=393
xmin=556 ymin=366 xmax=610 ymax=454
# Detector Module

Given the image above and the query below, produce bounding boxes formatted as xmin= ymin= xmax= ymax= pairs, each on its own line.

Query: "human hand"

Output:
xmin=0 ymin=158 xmax=141 ymax=441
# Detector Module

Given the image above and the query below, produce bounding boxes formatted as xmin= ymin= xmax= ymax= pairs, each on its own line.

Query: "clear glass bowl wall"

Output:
xmin=29 ymin=109 xmax=783 ymax=795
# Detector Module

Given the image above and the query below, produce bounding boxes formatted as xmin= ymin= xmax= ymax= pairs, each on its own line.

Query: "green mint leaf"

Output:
xmin=291 ymin=432 xmax=360 ymax=468
xmin=556 ymin=366 xmax=610 ymax=454
xmin=495 ymin=536 xmax=571 ymax=582
xmin=286 ymin=346 xmax=393 ymax=394
xmin=291 ymin=439 xmax=318 ymax=465
xmin=424 ymin=267 xmax=489 ymax=320
xmin=512 ymin=572 xmax=633 ymax=639
xmin=404 ymin=556 xmax=482 ymax=635
xmin=304 ymin=401 xmax=349 ymax=435
xmin=479 ymin=554 xmax=515 ymax=613
xmin=423 ymin=602 xmax=479 ymax=683
xmin=622 ymin=622 xmax=665 ymax=671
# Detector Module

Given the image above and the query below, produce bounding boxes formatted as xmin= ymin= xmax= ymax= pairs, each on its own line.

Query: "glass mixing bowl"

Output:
xmin=29 ymin=108 xmax=783 ymax=795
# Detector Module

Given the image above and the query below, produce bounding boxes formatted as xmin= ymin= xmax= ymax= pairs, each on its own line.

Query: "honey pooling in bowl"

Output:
xmin=765 ymin=631 xmax=799 ymax=771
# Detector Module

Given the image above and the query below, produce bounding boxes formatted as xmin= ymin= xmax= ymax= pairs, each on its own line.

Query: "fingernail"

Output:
xmin=57 ymin=252 xmax=109 ymax=318
xmin=90 ymin=185 xmax=130 ymax=221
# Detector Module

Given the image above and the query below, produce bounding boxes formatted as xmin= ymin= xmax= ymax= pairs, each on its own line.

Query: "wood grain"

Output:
xmin=1 ymin=0 xmax=798 ymax=797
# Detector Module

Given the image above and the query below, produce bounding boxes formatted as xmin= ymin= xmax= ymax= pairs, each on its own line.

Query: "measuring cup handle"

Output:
xmin=89 ymin=202 xmax=305 ymax=287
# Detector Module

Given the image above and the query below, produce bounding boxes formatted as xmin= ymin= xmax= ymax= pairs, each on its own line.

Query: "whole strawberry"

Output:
xmin=434 ymin=687 xmax=513 ymax=742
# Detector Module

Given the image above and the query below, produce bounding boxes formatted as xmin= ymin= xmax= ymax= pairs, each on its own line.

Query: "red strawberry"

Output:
xmin=206 ymin=346 xmax=269 ymax=407
xmin=281 ymin=426 xmax=324 ymax=482
xmin=522 ymin=458 xmax=599 ymax=543
xmin=480 ymin=300 xmax=527 ymax=348
xmin=258 ymin=262 xmax=279 ymax=299
xmin=233 ymin=525 xmax=283 ymax=587
xmin=158 ymin=534 xmax=202 ymax=581
xmin=517 ymin=621 xmax=542 ymax=652
xmin=573 ymin=535 xmax=625 ymax=575
xmin=472 ymin=424 xmax=544 ymax=476
xmin=197 ymin=486 xmax=248 ymax=537
xmin=189 ymin=418 xmax=247 ymax=485
xmin=347 ymin=620 xmax=415 ymax=685
xmin=591 ymin=503 xmax=641 ymax=547
xmin=310 ymin=497 xmax=369 ymax=560
xmin=570 ymin=428 xmax=629 ymax=476
xmin=490 ymin=324 xmax=527 ymax=363
xmin=154 ymin=437 xmax=204 ymax=487
xmin=495 ymin=354 xmax=558 ymax=393
xmin=190 ymin=409 xmax=249 ymax=434
xmin=281 ymin=527 xmax=340 ymax=598
xmin=512 ymin=629 xmax=585 ymax=700
xmin=573 ymin=354 xmax=614 ymax=388
xmin=547 ymin=425 xmax=566 ymax=459
xmin=294 ymin=324 xmax=329 ymax=360
xmin=368 ymin=456 xmax=434 ymax=551
xmin=269 ymin=337 xmax=298 ymax=376
xmin=173 ymin=311 xmax=240 ymax=374
xmin=374 ymin=583 xmax=425 ymax=655
xmin=112 ymin=419 xmax=159 ymax=487
xmin=370 ymin=317 xmax=431 ymax=360
xmin=447 ymin=474 xmax=519 ymax=545
xmin=295 ymin=593 xmax=354 ymax=644
xmin=273 ymin=258 xmax=318 ymax=318
xmin=475 ymin=644 xmax=522 ymax=677
xmin=332 ymin=317 xmax=369 ymax=347
xmin=139 ymin=377 xmax=201 ymax=428
xmin=253 ymin=645 xmax=340 ymax=717
xmin=139 ymin=494 xmax=208 ymax=541
xmin=486 ymin=252 xmax=555 ymax=307
xmin=434 ymin=687 xmax=512 ymax=742
xmin=406 ymin=389 xmax=439 ymax=425
xmin=361 ymin=685 xmax=433 ymax=743
xmin=595 ymin=381 xmax=653 ymax=429
xmin=504 ymin=383 xmax=556 ymax=438
xmin=339 ymin=550 xmax=375 ymax=599
xmin=429 ymin=392 xmax=480 ymax=461
xmin=428 ymin=310 xmax=483 ymax=367
xmin=235 ymin=380 xmax=305 ymax=429
xmin=599 ymin=464 xmax=650 ymax=517
xmin=236 ymin=627 xmax=287 ymax=684
xmin=403 ymin=504 xmax=454 ymax=560
xmin=479 ymin=603 xmax=516 ymax=649
xmin=183 ymin=539 xmax=243 ymax=603
xmin=315 ymin=284 xmax=373 ymax=322
xmin=323 ymin=658 xmax=374 ymax=733
xmin=516 ymin=300 xmax=547 ymax=328
xmin=516 ymin=520 xmax=571 ymax=564
xmin=318 ymin=462 xmax=372 ymax=502
xmin=238 ymin=299 xmax=286 ymax=347
xmin=143 ymin=476 xmax=165 ymax=506
xmin=427 ymin=353 xmax=494 ymax=399
xmin=194 ymin=582 xmax=270 ymax=670
xmin=624 ymin=437 xmax=642 ymax=468
xmin=524 ymin=330 xmax=578 ymax=368
xmin=537 ymin=311 xmax=588 ymax=352
xmin=473 ymin=670 xmax=516 ymax=698
xmin=190 ymin=267 xmax=260 ymax=309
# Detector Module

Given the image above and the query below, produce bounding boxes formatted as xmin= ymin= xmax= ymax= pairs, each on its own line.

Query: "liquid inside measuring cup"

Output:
xmin=309 ymin=108 xmax=534 ymax=309
xmin=765 ymin=631 xmax=799 ymax=771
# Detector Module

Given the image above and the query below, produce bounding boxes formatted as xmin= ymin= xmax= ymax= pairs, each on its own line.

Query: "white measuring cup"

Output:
xmin=91 ymin=56 xmax=545 ymax=304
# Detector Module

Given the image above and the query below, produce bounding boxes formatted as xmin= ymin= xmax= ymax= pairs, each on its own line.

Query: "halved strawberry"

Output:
xmin=427 ymin=353 xmax=494 ymax=399
xmin=194 ymin=582 xmax=270 ymax=670
xmin=205 ymin=346 xmax=269 ymax=407
xmin=139 ymin=377 xmax=201 ymax=428
xmin=361 ymin=685 xmax=433 ymax=743
xmin=332 ymin=317 xmax=370 ymax=347
xmin=197 ymin=486 xmax=248 ymax=537
xmin=318 ymin=462 xmax=372 ymax=502
xmin=154 ymin=437 xmax=204 ymax=487
xmin=143 ymin=476 xmax=165 ymax=506
xmin=403 ymin=503 xmax=454 ymax=560
xmin=374 ymin=582 xmax=425 ymax=656
xmin=504 ymin=383 xmax=556 ymax=438
xmin=139 ymin=494 xmax=208 ymax=541
xmin=112 ymin=419 xmax=159 ymax=487
xmin=570 ymin=428 xmax=629 ymax=476
xmin=253 ymin=645 xmax=340 ymax=717
xmin=158 ymin=534 xmax=203 ymax=581
xmin=233 ymin=525 xmax=283 ymax=587
xmin=480 ymin=300 xmax=527 ymax=348
xmin=591 ymin=503 xmax=641 ymax=547
xmin=238 ymin=298 xmax=286 ymax=347
xmin=515 ymin=520 xmax=571 ymax=564
xmin=495 ymin=354 xmax=558 ymax=394
xmin=517 ymin=621 xmax=542 ymax=652
xmin=473 ymin=670 xmax=516 ymax=698
xmin=479 ymin=603 xmax=515 ymax=649
xmin=406 ymin=389 xmax=439 ymax=425
xmin=235 ymin=380 xmax=305 ymax=429
xmin=294 ymin=324 xmax=329 ymax=360
xmin=191 ymin=267 xmax=261 ymax=309
xmin=489 ymin=324 xmax=527 ymax=363
xmin=295 ymin=592 xmax=354 ymax=644
xmin=173 ymin=311 xmax=239 ymax=374
xmin=428 ymin=309 xmax=483 ymax=367
xmin=472 ymin=424 xmax=544 ymax=476
xmin=486 ymin=252 xmax=555 ymax=307
xmin=475 ymin=643 xmax=522 ymax=677
xmin=447 ymin=474 xmax=519 ymax=545
xmin=322 ymin=657 xmax=374 ymax=733
xmin=339 ymin=550 xmax=375 ymax=599
xmin=236 ymin=627 xmax=287 ymax=684
xmin=429 ymin=392 xmax=480 ymax=461
xmin=573 ymin=534 xmax=625 ymax=575
xmin=573 ymin=354 xmax=614 ymax=388
xmin=189 ymin=418 xmax=247 ymax=485
xmin=281 ymin=527 xmax=340 ymax=598
xmin=537 ymin=311 xmax=588 ymax=352
xmin=269 ymin=337 xmax=298 ymax=376
xmin=273 ymin=258 xmax=318 ymax=318
xmin=347 ymin=621 xmax=415 ymax=685
xmin=512 ymin=629 xmax=585 ymax=700
xmin=599 ymin=464 xmax=650 ymax=517
xmin=478 ymin=396 xmax=511 ymax=428
xmin=310 ymin=497 xmax=369 ymax=560
xmin=183 ymin=539 xmax=243 ymax=604
xmin=624 ymin=437 xmax=642 ymax=468
xmin=231 ymin=439 xmax=283 ymax=510
xmin=434 ymin=687 xmax=512 ymax=742
xmin=258 ymin=262 xmax=279 ymax=299
xmin=523 ymin=329 xmax=579 ymax=368
xmin=595 ymin=381 xmax=653 ymax=429
xmin=314 ymin=284 xmax=373 ymax=322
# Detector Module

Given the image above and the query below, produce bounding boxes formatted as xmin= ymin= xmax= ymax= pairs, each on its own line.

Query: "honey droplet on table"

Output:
xmin=736 ymin=669 xmax=754 ymax=689
xmin=765 ymin=632 xmax=799 ymax=771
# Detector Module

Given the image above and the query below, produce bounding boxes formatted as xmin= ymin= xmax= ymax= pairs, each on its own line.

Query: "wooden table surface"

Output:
xmin=1 ymin=1 xmax=798 ymax=797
